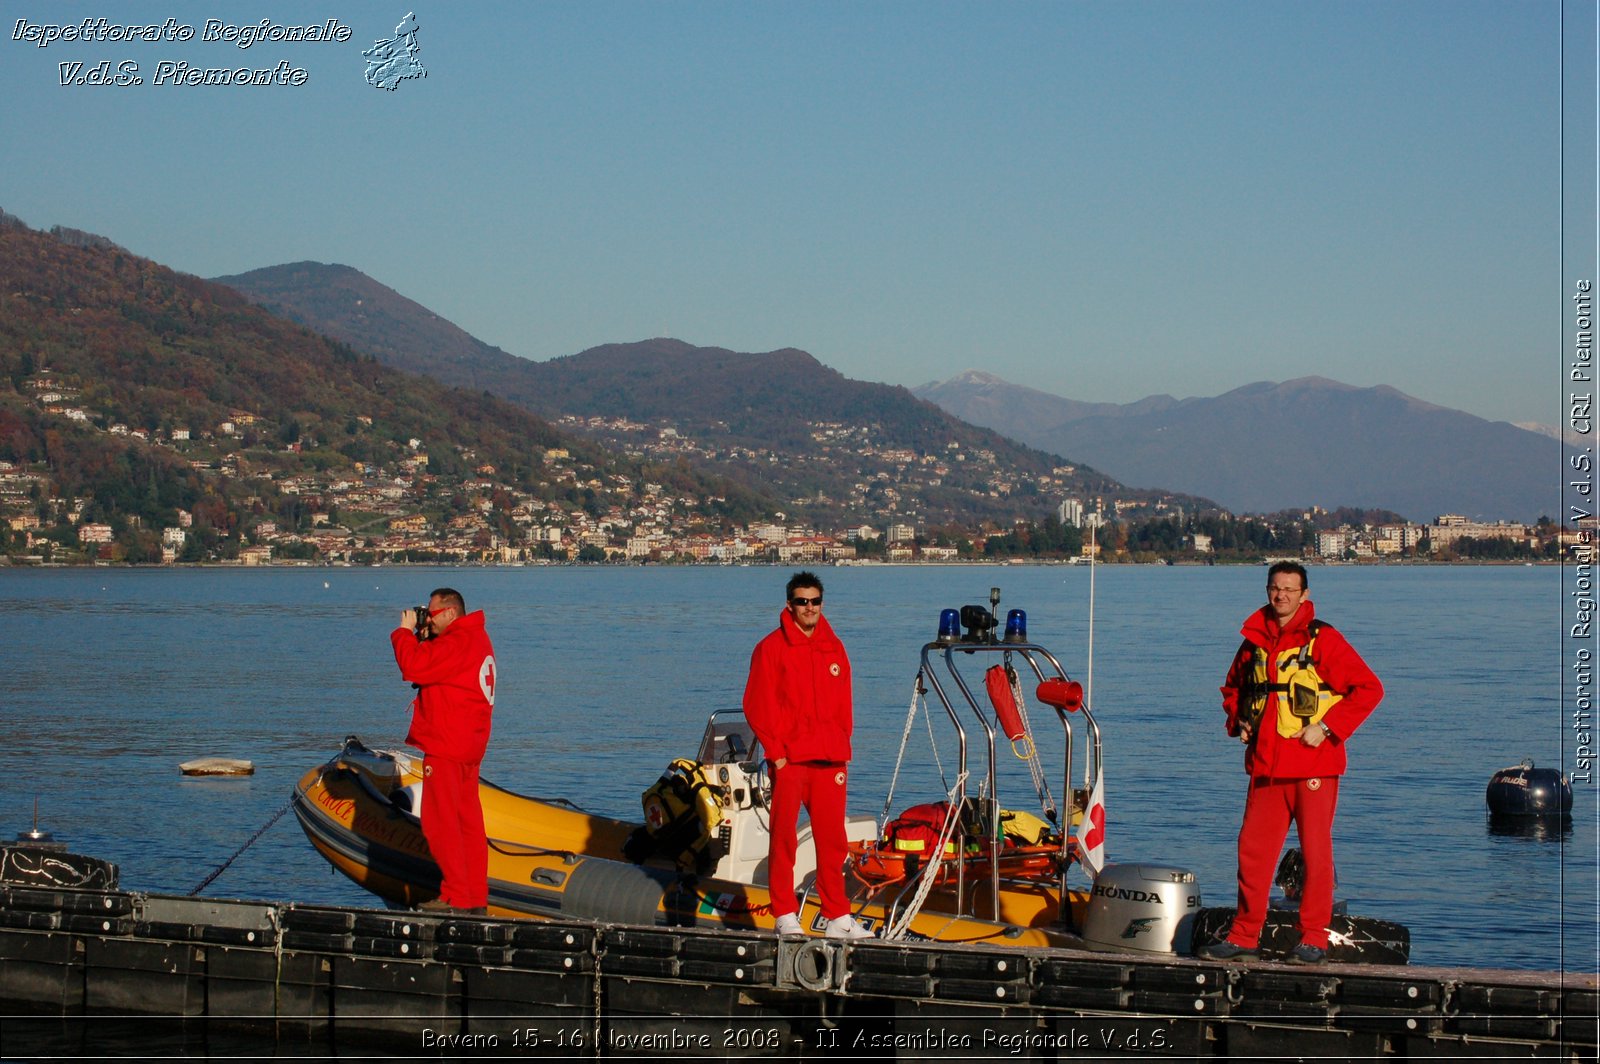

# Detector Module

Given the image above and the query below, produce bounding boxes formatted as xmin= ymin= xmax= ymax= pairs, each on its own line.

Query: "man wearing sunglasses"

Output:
xmin=394 ymin=588 xmax=498 ymax=915
xmin=742 ymin=572 xmax=872 ymax=940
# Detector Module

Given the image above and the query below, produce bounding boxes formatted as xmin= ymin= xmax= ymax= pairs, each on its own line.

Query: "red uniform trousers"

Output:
xmin=1228 ymin=775 xmax=1340 ymax=950
xmin=767 ymin=761 xmax=850 ymax=921
xmin=421 ymin=755 xmax=488 ymax=909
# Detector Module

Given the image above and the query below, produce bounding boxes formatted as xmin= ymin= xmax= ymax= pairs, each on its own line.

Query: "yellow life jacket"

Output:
xmin=1241 ymin=621 xmax=1342 ymax=738
xmin=639 ymin=758 xmax=725 ymax=871
xmin=999 ymin=807 xmax=1059 ymax=847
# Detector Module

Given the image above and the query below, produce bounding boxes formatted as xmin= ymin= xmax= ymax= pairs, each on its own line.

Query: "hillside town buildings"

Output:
xmin=0 ymin=372 xmax=1587 ymax=566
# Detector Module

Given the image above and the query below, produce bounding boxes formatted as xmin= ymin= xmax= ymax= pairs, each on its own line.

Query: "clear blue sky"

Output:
xmin=1 ymin=1 xmax=1570 ymax=426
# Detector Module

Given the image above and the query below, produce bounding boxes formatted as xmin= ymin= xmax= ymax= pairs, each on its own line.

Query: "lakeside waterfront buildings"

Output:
xmin=0 ymin=376 xmax=1582 ymax=565
xmin=3 ymin=452 xmax=1575 ymax=566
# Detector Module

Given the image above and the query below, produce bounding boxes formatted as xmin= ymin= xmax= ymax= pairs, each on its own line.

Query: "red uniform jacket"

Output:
xmin=743 ymin=609 xmax=853 ymax=765
xmin=392 ymin=610 xmax=497 ymax=763
xmin=1221 ymin=600 xmax=1382 ymax=779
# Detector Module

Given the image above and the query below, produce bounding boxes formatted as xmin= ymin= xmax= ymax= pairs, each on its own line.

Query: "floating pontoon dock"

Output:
xmin=1 ymin=874 xmax=1593 ymax=1060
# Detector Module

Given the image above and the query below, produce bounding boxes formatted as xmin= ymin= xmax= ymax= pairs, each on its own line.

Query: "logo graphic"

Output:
xmin=829 ymin=662 xmax=840 ymax=676
xmin=1121 ymin=917 xmax=1158 ymax=940
xmin=1307 ymin=777 xmax=1322 ymax=792
xmin=697 ymin=892 xmax=734 ymax=917
xmin=644 ymin=796 xmax=667 ymax=830
xmin=834 ymin=770 xmax=846 ymax=786
xmin=363 ymin=12 xmax=425 ymax=90
xmin=479 ymin=656 xmax=497 ymax=705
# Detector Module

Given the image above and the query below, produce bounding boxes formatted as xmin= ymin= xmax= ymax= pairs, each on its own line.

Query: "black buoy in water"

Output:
xmin=1485 ymin=761 xmax=1573 ymax=817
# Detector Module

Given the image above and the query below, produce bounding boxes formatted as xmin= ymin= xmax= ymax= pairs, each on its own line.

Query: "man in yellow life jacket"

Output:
xmin=1201 ymin=561 xmax=1383 ymax=965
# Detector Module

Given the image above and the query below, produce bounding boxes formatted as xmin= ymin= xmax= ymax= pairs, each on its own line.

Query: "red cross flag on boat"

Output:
xmin=1078 ymin=765 xmax=1106 ymax=877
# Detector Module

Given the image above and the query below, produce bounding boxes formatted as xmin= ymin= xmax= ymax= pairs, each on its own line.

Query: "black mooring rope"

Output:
xmin=188 ymin=799 xmax=294 ymax=896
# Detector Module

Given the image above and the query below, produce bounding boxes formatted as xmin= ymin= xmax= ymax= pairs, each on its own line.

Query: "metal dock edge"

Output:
xmin=1 ymin=886 xmax=1595 ymax=1059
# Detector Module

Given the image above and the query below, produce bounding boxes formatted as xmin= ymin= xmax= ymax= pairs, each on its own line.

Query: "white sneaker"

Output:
xmin=773 ymin=913 xmax=804 ymax=936
xmin=824 ymin=915 xmax=874 ymax=940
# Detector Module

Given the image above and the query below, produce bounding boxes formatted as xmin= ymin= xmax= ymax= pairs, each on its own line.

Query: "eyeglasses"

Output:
xmin=789 ymin=596 xmax=822 ymax=607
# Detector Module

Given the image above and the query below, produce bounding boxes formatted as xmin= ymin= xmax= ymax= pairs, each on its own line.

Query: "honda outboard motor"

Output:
xmin=1080 ymin=863 xmax=1201 ymax=955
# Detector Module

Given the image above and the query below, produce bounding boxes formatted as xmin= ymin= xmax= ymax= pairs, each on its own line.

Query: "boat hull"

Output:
xmin=291 ymin=739 xmax=1083 ymax=948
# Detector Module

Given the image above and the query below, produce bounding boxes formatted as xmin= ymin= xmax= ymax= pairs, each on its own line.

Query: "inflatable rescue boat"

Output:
xmin=290 ymin=724 xmax=1079 ymax=946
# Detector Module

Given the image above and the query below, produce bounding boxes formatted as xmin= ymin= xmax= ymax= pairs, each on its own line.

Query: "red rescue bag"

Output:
xmin=985 ymin=664 xmax=1028 ymax=743
xmin=882 ymin=802 xmax=953 ymax=855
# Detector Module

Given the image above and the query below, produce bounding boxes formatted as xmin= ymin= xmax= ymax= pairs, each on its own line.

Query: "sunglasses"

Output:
xmin=428 ymin=606 xmax=454 ymax=617
xmin=789 ymin=596 xmax=822 ymax=607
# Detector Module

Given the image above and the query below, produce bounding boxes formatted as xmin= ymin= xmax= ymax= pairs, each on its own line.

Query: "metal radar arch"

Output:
xmin=878 ymin=586 xmax=1102 ymax=937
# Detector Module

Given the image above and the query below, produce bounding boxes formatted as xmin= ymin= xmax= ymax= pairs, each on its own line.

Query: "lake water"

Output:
xmin=1 ymin=563 xmax=1593 ymax=973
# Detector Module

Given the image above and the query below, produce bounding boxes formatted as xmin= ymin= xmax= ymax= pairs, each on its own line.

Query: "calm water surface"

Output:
xmin=1 ymin=564 xmax=1592 ymax=972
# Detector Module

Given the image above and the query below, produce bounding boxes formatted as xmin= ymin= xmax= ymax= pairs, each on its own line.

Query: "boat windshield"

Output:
xmin=696 ymin=711 xmax=761 ymax=765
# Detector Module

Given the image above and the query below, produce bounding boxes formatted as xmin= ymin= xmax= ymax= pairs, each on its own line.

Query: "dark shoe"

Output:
xmin=415 ymin=898 xmax=453 ymax=913
xmin=1197 ymin=939 xmax=1258 ymax=961
xmin=454 ymin=906 xmax=489 ymax=916
xmin=1287 ymin=942 xmax=1327 ymax=965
